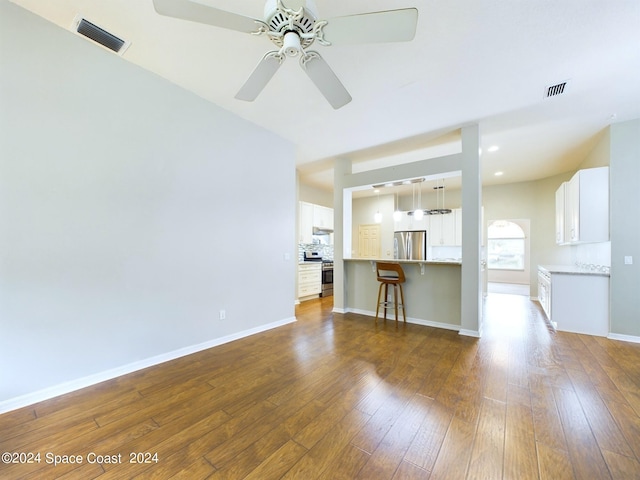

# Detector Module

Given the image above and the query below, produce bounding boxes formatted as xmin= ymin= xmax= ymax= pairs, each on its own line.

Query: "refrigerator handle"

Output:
xmin=406 ymin=233 xmax=412 ymax=260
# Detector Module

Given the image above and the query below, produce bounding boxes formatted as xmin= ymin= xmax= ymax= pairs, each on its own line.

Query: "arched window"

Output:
xmin=487 ymin=220 xmax=525 ymax=270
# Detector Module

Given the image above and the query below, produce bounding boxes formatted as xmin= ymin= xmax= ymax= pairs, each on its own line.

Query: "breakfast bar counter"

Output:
xmin=343 ymin=258 xmax=462 ymax=330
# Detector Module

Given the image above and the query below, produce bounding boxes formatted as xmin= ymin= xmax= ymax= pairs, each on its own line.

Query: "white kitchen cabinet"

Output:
xmin=429 ymin=212 xmax=456 ymax=246
xmin=298 ymin=263 xmax=322 ymax=299
xmin=394 ymin=211 xmax=428 ymax=232
xmin=555 ymin=182 xmax=567 ymax=245
xmin=313 ymin=204 xmax=333 ymax=230
xmin=454 ymin=208 xmax=462 ymax=246
xmin=537 ymin=268 xmax=551 ymax=319
xmin=556 ymin=167 xmax=609 ymax=245
xmin=299 ymin=201 xmax=314 ymax=244
xmin=299 ymin=202 xmax=334 ymax=243
xmin=538 ymin=266 xmax=609 ymax=336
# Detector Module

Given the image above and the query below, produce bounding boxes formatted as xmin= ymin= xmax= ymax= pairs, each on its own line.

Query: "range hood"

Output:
xmin=313 ymin=226 xmax=334 ymax=235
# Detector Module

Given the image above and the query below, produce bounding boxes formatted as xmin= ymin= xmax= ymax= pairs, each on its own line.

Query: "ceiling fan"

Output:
xmin=153 ymin=0 xmax=418 ymax=109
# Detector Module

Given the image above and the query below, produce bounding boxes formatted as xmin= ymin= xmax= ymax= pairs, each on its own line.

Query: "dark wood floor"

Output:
xmin=1 ymin=293 xmax=640 ymax=479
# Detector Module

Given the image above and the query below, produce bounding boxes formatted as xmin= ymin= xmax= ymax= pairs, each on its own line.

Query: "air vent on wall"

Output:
xmin=545 ymin=80 xmax=570 ymax=98
xmin=72 ymin=16 xmax=131 ymax=55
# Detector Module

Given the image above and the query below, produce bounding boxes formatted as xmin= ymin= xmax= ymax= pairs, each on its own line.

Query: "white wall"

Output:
xmin=0 ymin=2 xmax=296 ymax=408
xmin=298 ymin=181 xmax=333 ymax=208
xmin=482 ymin=173 xmax=574 ymax=296
xmin=610 ymin=119 xmax=640 ymax=338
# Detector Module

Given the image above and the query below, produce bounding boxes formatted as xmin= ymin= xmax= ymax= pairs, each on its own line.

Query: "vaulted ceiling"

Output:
xmin=9 ymin=0 xmax=640 ymax=193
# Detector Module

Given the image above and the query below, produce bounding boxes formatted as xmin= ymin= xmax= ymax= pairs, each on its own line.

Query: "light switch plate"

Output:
xmin=624 ymin=256 xmax=633 ymax=265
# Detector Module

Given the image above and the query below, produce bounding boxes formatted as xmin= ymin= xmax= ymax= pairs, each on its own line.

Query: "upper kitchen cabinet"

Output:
xmin=299 ymin=201 xmax=334 ymax=244
xmin=313 ymin=204 xmax=334 ymax=230
xmin=429 ymin=209 xmax=462 ymax=246
xmin=556 ymin=167 xmax=609 ymax=245
xmin=394 ymin=212 xmax=428 ymax=232
xmin=555 ymin=182 xmax=567 ymax=245
xmin=299 ymin=201 xmax=314 ymax=244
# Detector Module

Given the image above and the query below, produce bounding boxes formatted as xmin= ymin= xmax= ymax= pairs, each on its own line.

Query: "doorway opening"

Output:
xmin=487 ymin=219 xmax=530 ymax=295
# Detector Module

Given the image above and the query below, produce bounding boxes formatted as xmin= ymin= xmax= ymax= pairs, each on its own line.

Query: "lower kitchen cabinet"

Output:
xmin=538 ymin=266 xmax=609 ymax=337
xmin=298 ymin=263 xmax=322 ymax=299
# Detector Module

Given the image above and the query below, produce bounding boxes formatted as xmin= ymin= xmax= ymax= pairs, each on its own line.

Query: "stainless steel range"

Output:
xmin=321 ymin=260 xmax=333 ymax=297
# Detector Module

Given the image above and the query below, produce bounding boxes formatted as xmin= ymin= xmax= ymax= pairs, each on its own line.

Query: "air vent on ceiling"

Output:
xmin=72 ymin=16 xmax=130 ymax=55
xmin=545 ymin=80 xmax=570 ymax=98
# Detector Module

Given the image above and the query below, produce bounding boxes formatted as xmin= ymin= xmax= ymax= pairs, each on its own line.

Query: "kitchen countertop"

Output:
xmin=539 ymin=264 xmax=610 ymax=277
xmin=345 ymin=258 xmax=462 ymax=266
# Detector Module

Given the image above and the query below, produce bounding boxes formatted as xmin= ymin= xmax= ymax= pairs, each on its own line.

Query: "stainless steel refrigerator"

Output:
xmin=394 ymin=230 xmax=427 ymax=260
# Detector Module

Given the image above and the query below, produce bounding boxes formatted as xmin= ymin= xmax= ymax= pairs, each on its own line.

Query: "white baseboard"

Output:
xmin=459 ymin=329 xmax=481 ymax=338
xmin=332 ymin=307 xmax=347 ymax=314
xmin=0 ymin=316 xmax=296 ymax=415
xmin=346 ymin=308 xmax=462 ymax=332
xmin=607 ymin=332 xmax=640 ymax=344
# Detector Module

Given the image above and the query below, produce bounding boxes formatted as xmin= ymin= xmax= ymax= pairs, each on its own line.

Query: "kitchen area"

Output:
xmin=538 ymin=165 xmax=612 ymax=337
xmin=296 ymin=121 xmax=639 ymax=343
xmin=297 ymin=178 xmax=465 ymax=332
xmin=342 ymin=177 xmax=465 ymax=329
xmin=297 ymin=177 xmax=464 ymax=306
xmin=298 ymin=165 xmax=612 ymax=338
xmin=297 ymin=201 xmax=335 ymax=303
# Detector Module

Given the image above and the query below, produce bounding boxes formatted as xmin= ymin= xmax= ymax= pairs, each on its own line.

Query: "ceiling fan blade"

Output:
xmin=153 ymin=0 xmax=262 ymax=34
xmin=322 ymin=8 xmax=418 ymax=45
xmin=301 ymin=52 xmax=352 ymax=109
xmin=235 ymin=52 xmax=284 ymax=102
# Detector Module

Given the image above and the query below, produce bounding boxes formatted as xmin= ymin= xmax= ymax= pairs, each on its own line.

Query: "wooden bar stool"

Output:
xmin=375 ymin=262 xmax=406 ymax=324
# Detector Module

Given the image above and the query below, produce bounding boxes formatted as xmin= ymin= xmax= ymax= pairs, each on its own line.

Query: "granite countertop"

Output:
xmin=538 ymin=264 xmax=610 ymax=277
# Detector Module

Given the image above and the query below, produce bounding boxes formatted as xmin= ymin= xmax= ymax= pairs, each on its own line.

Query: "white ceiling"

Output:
xmin=10 ymin=0 xmax=640 ymax=195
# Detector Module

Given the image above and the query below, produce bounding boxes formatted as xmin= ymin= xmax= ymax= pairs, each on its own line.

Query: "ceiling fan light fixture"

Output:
xmin=283 ymin=31 xmax=301 ymax=56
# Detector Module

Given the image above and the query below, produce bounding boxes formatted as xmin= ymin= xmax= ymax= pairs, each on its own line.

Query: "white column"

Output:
xmin=460 ymin=124 xmax=482 ymax=336
xmin=333 ymin=157 xmax=352 ymax=313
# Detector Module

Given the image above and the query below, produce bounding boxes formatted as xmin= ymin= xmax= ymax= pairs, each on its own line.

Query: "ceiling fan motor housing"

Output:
xmin=264 ymin=0 xmax=318 ymax=49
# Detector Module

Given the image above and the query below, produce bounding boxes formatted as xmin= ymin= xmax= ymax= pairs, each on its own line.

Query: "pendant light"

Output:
xmin=413 ymin=180 xmax=424 ymax=220
xmin=428 ymin=178 xmax=452 ymax=215
xmin=374 ymin=190 xmax=382 ymax=223
xmin=393 ymin=191 xmax=402 ymax=221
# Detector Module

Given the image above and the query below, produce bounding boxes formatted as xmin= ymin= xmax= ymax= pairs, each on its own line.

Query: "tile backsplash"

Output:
xmin=575 ymin=241 xmax=611 ymax=268
xmin=299 ymin=244 xmax=334 ymax=262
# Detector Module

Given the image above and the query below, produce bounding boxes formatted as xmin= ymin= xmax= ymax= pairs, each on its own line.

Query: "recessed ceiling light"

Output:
xmin=494 ymin=171 xmax=504 ymax=176
xmin=488 ymin=145 xmax=500 ymax=152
